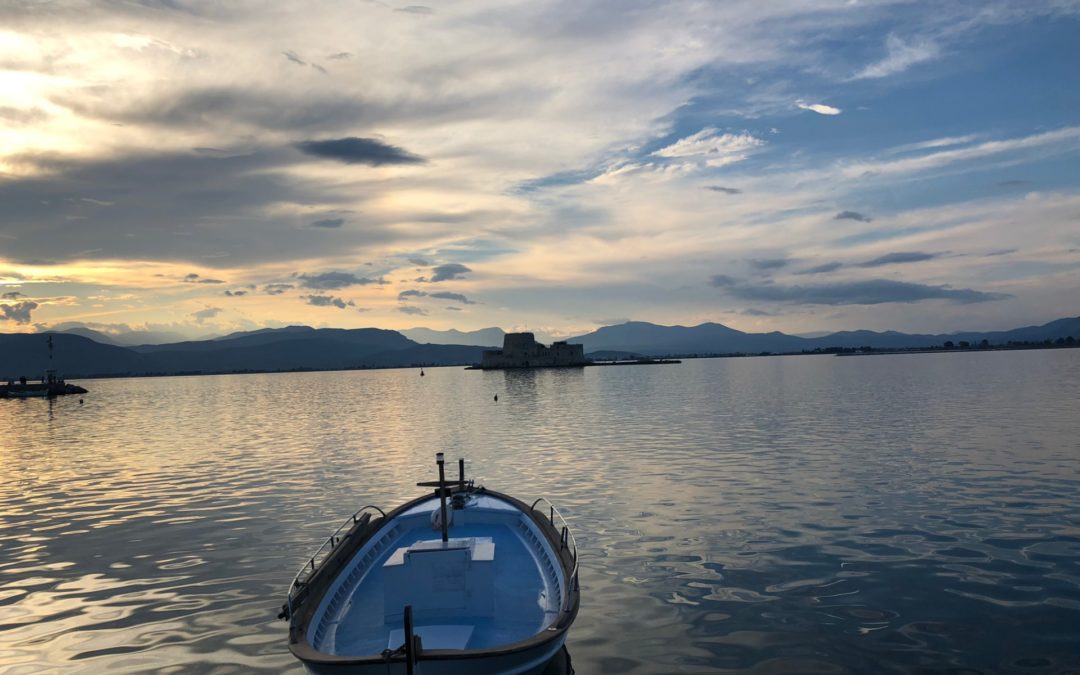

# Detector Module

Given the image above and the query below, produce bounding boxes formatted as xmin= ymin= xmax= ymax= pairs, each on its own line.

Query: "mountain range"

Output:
xmin=2 ymin=316 xmax=1076 ymax=379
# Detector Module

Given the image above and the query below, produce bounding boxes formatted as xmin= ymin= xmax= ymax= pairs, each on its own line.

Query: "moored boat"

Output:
xmin=282 ymin=454 xmax=580 ymax=674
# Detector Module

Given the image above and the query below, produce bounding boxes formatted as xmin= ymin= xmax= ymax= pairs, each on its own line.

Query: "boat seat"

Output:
xmin=382 ymin=537 xmax=495 ymax=622
xmin=387 ymin=624 xmax=474 ymax=651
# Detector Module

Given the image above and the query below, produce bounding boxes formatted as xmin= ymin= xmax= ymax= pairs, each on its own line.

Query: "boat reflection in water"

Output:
xmin=283 ymin=454 xmax=580 ymax=674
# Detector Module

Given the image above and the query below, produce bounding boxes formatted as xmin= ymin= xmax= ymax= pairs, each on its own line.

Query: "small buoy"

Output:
xmin=494 ymin=394 xmax=498 ymax=402
xmin=420 ymin=368 xmax=425 ymax=377
xmin=79 ymin=398 xmax=84 ymax=404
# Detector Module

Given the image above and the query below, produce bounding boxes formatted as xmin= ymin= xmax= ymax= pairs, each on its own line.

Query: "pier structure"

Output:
xmin=480 ymin=333 xmax=586 ymax=369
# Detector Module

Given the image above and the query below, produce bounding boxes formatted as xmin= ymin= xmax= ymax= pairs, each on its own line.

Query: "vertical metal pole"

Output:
xmin=458 ymin=457 xmax=465 ymax=490
xmin=436 ymin=453 xmax=449 ymax=542
xmin=403 ymin=604 xmax=416 ymax=675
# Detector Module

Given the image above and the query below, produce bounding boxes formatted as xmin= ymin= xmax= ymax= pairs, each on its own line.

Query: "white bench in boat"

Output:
xmin=382 ymin=537 xmax=496 ymax=630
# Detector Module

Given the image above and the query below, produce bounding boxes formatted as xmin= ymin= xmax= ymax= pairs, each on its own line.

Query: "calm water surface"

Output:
xmin=2 ymin=351 xmax=1080 ymax=673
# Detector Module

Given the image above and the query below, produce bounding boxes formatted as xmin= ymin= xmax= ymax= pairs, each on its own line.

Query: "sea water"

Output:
xmin=2 ymin=350 xmax=1079 ymax=673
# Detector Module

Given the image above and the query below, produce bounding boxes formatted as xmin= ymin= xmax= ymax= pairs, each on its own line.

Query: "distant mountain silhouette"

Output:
xmin=4 ymin=317 xmax=1076 ymax=379
xmin=400 ymin=326 xmax=505 ymax=347
xmin=568 ymin=317 xmax=1080 ymax=356
xmin=0 ymin=328 xmax=486 ymax=379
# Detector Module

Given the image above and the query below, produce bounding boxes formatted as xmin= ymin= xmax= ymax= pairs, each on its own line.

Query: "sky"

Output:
xmin=1 ymin=0 xmax=1079 ymax=342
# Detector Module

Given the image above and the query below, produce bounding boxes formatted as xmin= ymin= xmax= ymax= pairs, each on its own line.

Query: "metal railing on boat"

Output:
xmin=529 ymin=497 xmax=580 ymax=614
xmin=283 ymin=504 xmax=386 ymax=620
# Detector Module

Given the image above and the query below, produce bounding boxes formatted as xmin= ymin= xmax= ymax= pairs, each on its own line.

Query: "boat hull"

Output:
xmin=287 ymin=488 xmax=579 ymax=675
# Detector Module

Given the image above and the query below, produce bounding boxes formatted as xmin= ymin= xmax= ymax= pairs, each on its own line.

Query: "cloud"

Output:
xmin=184 ymin=273 xmax=225 ymax=284
xmin=852 ymin=34 xmax=941 ymax=80
xmin=797 ymin=102 xmax=841 ymax=116
xmin=430 ymin=263 xmax=471 ymax=282
xmin=429 ymin=291 xmax=475 ymax=305
xmin=1 ymin=291 xmax=23 ymax=300
xmin=191 ymin=307 xmax=222 ymax=323
xmin=396 ymin=5 xmax=434 ymax=14
xmin=835 ymin=210 xmax=872 ymax=222
xmin=856 ymin=251 xmax=942 ymax=267
xmin=295 ymin=137 xmax=425 ymax=166
xmin=841 ymin=127 xmax=1080 ymax=178
xmin=709 ymin=274 xmax=737 ymax=287
xmin=985 ymin=248 xmax=1017 ymax=257
xmin=748 ymin=258 xmax=788 ymax=271
xmin=0 ymin=301 xmax=39 ymax=324
xmin=741 ymin=308 xmax=774 ymax=316
xmin=709 ymin=278 xmax=1010 ymax=305
xmin=398 ymin=289 xmax=475 ymax=304
xmin=310 ymin=218 xmax=345 ymax=228
xmin=328 ymin=52 xmax=352 ymax=60
xmin=264 ymin=283 xmax=294 ymax=295
xmin=282 ymin=50 xmax=307 ymax=66
xmin=224 ymin=289 xmax=247 ymax=296
xmin=408 ymin=257 xmax=431 ymax=266
xmin=398 ymin=305 xmax=427 ymax=315
xmin=704 ymin=186 xmax=742 ymax=194
xmin=997 ymin=180 xmax=1030 ymax=188
xmin=302 ymin=294 xmax=354 ymax=309
xmin=652 ymin=129 xmax=764 ymax=167
xmin=297 ymin=271 xmax=384 ymax=289
xmin=794 ymin=261 xmax=843 ymax=275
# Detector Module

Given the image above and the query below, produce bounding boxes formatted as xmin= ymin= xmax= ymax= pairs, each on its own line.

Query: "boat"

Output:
xmin=282 ymin=454 xmax=580 ymax=674
xmin=4 ymin=387 xmax=50 ymax=398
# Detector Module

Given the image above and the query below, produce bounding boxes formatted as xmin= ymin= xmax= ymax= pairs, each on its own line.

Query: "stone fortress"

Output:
xmin=480 ymin=332 xmax=586 ymax=369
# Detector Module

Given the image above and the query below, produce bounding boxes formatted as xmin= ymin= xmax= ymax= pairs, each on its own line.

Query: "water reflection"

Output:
xmin=1 ymin=351 xmax=1079 ymax=672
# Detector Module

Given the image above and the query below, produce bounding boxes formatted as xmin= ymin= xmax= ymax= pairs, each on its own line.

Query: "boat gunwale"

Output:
xmin=287 ymin=487 xmax=580 ymax=667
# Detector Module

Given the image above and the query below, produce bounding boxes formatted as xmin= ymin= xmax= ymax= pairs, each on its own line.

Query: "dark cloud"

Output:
xmin=1 ymin=291 xmax=23 ymax=300
xmin=445 ymin=306 xmax=462 ymax=311
xmin=224 ymin=289 xmax=247 ymax=297
xmin=310 ymin=217 xmax=345 ymax=228
xmin=705 ymin=186 xmax=742 ymax=194
xmin=398 ymin=288 xmax=475 ymax=304
xmin=296 ymin=137 xmax=425 ymax=166
xmin=741 ymin=308 xmax=774 ymax=316
xmin=0 ymin=148 xmax=399 ymax=266
xmin=311 ymin=63 xmax=328 ymax=75
xmin=398 ymin=305 xmax=427 ymax=315
xmin=856 ymin=251 xmax=941 ymax=267
xmin=430 ymin=263 xmax=471 ymax=282
xmin=429 ymin=291 xmax=474 ymax=305
xmin=302 ymin=294 xmax=354 ymax=309
xmin=408 ymin=257 xmax=431 ymax=266
xmin=748 ymin=258 xmax=788 ymax=270
xmin=184 ymin=273 xmax=225 ymax=284
xmin=710 ymin=277 xmax=1010 ymax=305
xmin=835 ymin=210 xmax=873 ymax=222
xmin=794 ymin=261 xmax=843 ymax=275
xmin=709 ymin=274 xmax=737 ymax=287
xmin=985 ymin=248 xmax=1017 ymax=257
xmin=0 ymin=301 xmax=38 ymax=324
xmin=54 ymin=87 xmax=376 ymax=133
xmin=282 ymin=50 xmax=306 ymax=66
xmin=396 ymin=5 xmax=435 ymax=14
xmin=264 ymin=283 xmax=294 ymax=295
xmin=328 ymin=52 xmax=352 ymax=60
xmin=297 ymin=271 xmax=384 ymax=290
xmin=191 ymin=307 xmax=222 ymax=323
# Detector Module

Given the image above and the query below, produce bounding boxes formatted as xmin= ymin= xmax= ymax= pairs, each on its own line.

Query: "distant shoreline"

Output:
xmin=18 ymin=342 xmax=1076 ymax=383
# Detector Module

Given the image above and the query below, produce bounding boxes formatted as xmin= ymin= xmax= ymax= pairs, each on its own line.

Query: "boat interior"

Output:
xmin=307 ymin=492 xmax=567 ymax=657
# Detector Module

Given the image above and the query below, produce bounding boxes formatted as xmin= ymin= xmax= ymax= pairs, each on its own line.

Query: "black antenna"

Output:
xmin=458 ymin=457 xmax=465 ymax=491
xmin=436 ymin=453 xmax=449 ymax=542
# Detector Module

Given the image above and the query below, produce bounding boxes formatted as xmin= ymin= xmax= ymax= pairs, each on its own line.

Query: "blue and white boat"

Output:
xmin=282 ymin=454 xmax=580 ymax=674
